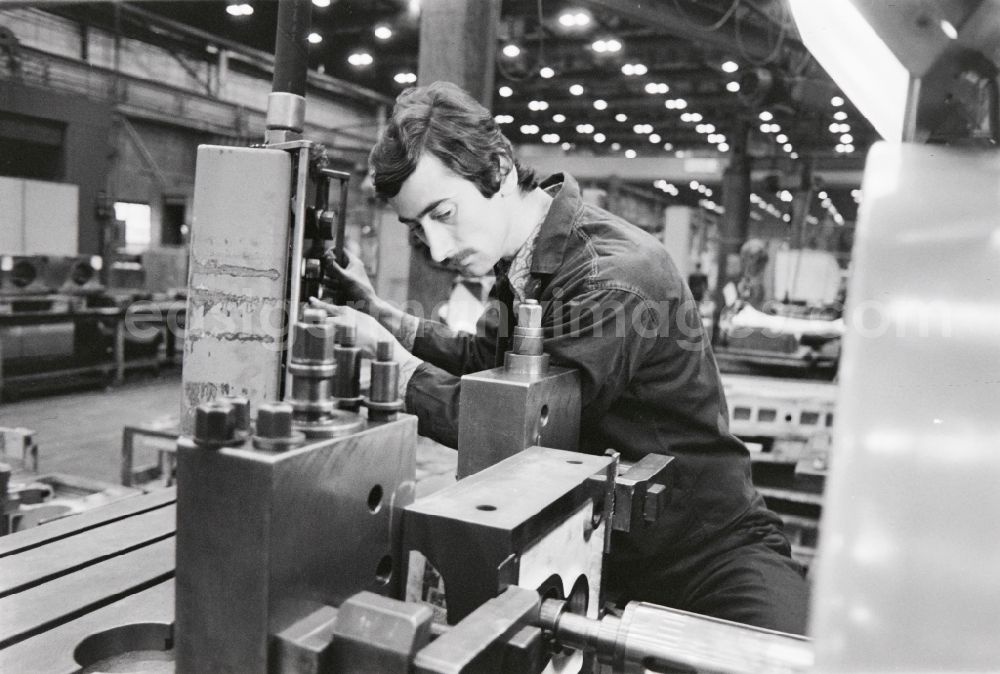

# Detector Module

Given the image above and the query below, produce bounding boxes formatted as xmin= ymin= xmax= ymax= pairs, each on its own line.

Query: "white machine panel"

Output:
xmin=811 ymin=142 xmax=1000 ymax=670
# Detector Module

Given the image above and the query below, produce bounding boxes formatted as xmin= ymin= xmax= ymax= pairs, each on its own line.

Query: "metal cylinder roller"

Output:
xmin=538 ymin=599 xmax=813 ymax=673
xmin=333 ymin=323 xmax=363 ymax=410
xmin=285 ymin=310 xmax=364 ymax=437
xmin=506 ymin=299 xmax=549 ymax=372
xmin=364 ymin=340 xmax=404 ymax=421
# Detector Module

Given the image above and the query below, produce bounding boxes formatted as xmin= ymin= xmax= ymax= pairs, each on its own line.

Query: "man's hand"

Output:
xmin=308 ymin=297 xmax=406 ymax=361
xmin=323 ymin=249 xmax=377 ymax=305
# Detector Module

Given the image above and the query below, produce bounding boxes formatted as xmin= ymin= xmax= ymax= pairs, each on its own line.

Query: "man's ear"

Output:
xmin=499 ymin=161 xmax=518 ymax=197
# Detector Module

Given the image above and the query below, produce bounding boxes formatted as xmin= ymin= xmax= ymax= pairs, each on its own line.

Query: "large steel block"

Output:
xmin=457 ymin=367 xmax=580 ymax=478
xmin=175 ymin=414 xmax=417 ymax=673
xmin=404 ymin=447 xmax=610 ymax=627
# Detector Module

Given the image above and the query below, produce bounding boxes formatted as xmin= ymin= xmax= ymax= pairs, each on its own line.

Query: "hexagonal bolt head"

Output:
xmin=518 ymin=299 xmax=542 ymax=329
xmin=293 ymin=320 xmax=335 ymax=362
xmin=218 ymin=395 xmax=250 ymax=431
xmin=194 ymin=401 xmax=236 ymax=445
xmin=335 ymin=322 xmax=357 ymax=347
xmin=255 ymin=401 xmax=294 ymax=439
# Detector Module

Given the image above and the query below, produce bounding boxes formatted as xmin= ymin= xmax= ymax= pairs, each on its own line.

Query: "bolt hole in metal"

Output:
xmin=374 ymin=554 xmax=393 ymax=585
xmin=566 ymin=460 xmax=583 ymax=464
xmin=74 ymin=623 xmax=174 ymax=673
xmin=539 ymin=404 xmax=550 ymax=427
xmin=367 ymin=484 xmax=383 ymax=513
xmin=476 ymin=504 xmax=497 ymax=511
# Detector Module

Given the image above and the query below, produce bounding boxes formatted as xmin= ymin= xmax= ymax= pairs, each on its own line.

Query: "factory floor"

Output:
xmin=1 ymin=368 xmax=458 ymax=497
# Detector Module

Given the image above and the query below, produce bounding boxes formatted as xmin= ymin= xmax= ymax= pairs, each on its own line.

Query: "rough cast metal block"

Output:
xmin=457 ymin=366 xmax=580 ymax=478
xmin=404 ymin=446 xmax=609 ymax=624
xmin=175 ymin=415 xmax=417 ymax=674
xmin=182 ymin=146 xmax=292 ymax=434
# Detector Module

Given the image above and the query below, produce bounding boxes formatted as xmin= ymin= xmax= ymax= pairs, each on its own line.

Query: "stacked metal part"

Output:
xmin=188 ymin=309 xmax=406 ymax=452
xmin=505 ymin=299 xmax=548 ymax=375
xmin=285 ymin=308 xmax=364 ymax=437
xmin=363 ymin=341 xmax=404 ymax=421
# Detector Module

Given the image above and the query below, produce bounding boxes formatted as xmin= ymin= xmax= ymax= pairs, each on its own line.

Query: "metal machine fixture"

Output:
xmin=175 ymin=350 xmax=417 ymax=673
xmin=457 ymin=299 xmax=582 ymax=478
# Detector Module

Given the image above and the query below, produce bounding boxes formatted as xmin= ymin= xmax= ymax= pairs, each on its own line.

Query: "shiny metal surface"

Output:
xmin=810 ymin=143 xmax=1000 ymax=671
xmin=175 ymin=414 xmax=417 ymax=673
xmin=265 ymin=91 xmax=306 ymax=131
xmin=542 ymin=599 xmax=813 ymax=673
xmin=403 ymin=447 xmax=610 ymax=623
xmin=329 ymin=591 xmax=434 ymax=672
xmin=611 ymin=454 xmax=674 ymax=533
xmin=457 ymin=366 xmax=580 ymax=478
xmin=182 ymin=146 xmax=292 ymax=434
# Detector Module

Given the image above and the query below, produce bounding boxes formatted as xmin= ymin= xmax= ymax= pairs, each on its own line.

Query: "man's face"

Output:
xmin=390 ymin=153 xmax=510 ymax=277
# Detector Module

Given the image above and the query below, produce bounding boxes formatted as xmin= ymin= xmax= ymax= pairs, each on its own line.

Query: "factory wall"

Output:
xmin=0 ymin=7 xmax=385 ymax=261
xmin=0 ymin=80 xmax=112 ymax=255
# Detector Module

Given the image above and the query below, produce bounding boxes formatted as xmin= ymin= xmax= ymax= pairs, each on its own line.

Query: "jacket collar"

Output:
xmin=530 ymin=173 xmax=582 ymax=275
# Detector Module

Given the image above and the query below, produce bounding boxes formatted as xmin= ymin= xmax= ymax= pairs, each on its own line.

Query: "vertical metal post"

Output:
xmin=713 ymin=119 xmax=752 ymax=337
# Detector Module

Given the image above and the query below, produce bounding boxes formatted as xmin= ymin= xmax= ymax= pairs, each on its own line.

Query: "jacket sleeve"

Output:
xmin=404 ymin=286 xmax=660 ymax=450
xmin=410 ymin=297 xmax=506 ymax=376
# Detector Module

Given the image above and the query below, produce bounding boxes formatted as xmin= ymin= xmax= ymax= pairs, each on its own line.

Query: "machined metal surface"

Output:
xmin=175 ymin=414 xmax=417 ymax=673
xmin=404 ymin=447 xmax=610 ymax=624
xmin=266 ymin=92 xmax=306 ymax=132
xmin=414 ymin=586 xmax=544 ymax=674
xmin=540 ymin=598 xmax=813 ymax=673
xmin=610 ymin=454 xmax=674 ymax=533
xmin=329 ymin=591 xmax=434 ymax=672
xmin=182 ymin=146 xmax=292 ymax=434
xmin=457 ymin=366 xmax=580 ymax=478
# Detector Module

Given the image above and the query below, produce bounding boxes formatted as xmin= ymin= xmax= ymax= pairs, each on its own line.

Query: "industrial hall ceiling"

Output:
xmin=43 ymin=0 xmax=870 ymax=222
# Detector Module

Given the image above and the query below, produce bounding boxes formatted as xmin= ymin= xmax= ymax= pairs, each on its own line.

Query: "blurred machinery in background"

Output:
xmin=717 ymin=246 xmax=845 ymax=370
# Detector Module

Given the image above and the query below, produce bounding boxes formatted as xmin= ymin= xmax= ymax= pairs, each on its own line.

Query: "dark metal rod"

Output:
xmin=272 ymin=0 xmax=312 ymax=96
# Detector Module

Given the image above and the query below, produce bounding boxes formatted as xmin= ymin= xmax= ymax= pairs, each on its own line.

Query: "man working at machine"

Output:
xmin=312 ymin=81 xmax=808 ymax=634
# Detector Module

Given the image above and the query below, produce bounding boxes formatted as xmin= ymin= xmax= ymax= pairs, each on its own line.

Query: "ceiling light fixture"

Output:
xmin=374 ymin=25 xmax=393 ymax=40
xmin=569 ymin=84 xmax=584 ymax=95
xmin=552 ymin=113 xmax=566 ymax=123
xmin=499 ymin=86 xmax=513 ymax=97
xmin=722 ymin=60 xmax=739 ymax=73
xmin=312 ymin=0 xmax=330 ymax=6
xmin=502 ymin=44 xmax=521 ymax=58
xmin=347 ymin=52 xmax=373 ymax=66
xmin=594 ymin=133 xmax=606 ymax=143
xmin=540 ymin=66 xmax=555 ymax=79
xmin=307 ymin=32 xmax=322 ymax=44
xmin=625 ymin=149 xmax=637 ymax=158
xmin=726 ymin=81 xmax=740 ymax=92
xmin=593 ymin=99 xmax=608 ymax=110
xmin=226 ymin=3 xmax=253 ymax=17
xmin=558 ymin=10 xmax=591 ymax=28
xmin=615 ymin=113 xmax=628 ymax=122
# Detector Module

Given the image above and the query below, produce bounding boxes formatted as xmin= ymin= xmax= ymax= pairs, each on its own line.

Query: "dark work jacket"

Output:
xmin=405 ymin=173 xmax=765 ymax=560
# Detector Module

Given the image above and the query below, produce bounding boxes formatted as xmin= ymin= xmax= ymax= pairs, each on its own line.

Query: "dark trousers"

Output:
xmin=605 ymin=511 xmax=810 ymax=635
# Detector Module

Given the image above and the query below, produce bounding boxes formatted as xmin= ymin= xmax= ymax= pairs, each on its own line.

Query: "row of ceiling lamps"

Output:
xmin=655 ymin=180 xmax=855 ymax=225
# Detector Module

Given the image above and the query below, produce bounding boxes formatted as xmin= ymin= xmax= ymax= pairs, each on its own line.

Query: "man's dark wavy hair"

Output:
xmin=369 ymin=80 xmax=538 ymax=199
